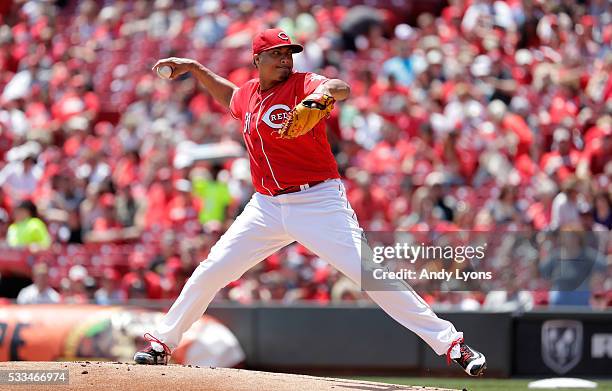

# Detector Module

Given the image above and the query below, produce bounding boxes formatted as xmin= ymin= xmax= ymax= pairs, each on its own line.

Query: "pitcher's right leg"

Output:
xmin=282 ymin=180 xmax=486 ymax=376
xmin=135 ymin=194 xmax=292 ymax=364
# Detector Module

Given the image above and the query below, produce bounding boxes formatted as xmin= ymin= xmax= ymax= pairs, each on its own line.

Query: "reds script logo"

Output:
xmin=262 ymin=104 xmax=291 ymax=129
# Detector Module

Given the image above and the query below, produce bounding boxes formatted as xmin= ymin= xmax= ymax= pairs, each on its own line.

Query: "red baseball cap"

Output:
xmin=252 ymin=28 xmax=303 ymax=55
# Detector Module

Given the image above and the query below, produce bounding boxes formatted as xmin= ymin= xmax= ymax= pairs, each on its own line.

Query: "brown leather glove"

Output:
xmin=278 ymin=93 xmax=335 ymax=139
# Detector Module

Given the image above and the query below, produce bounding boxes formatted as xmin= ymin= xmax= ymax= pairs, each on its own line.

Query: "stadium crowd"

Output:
xmin=0 ymin=0 xmax=610 ymax=308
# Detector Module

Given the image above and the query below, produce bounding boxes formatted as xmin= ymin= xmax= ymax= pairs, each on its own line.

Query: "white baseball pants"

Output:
xmin=154 ymin=179 xmax=462 ymax=355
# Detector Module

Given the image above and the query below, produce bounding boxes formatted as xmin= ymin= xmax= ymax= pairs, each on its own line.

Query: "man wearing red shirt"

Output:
xmin=122 ymin=252 xmax=162 ymax=300
xmin=540 ymin=127 xmax=580 ymax=183
xmin=134 ymin=29 xmax=485 ymax=376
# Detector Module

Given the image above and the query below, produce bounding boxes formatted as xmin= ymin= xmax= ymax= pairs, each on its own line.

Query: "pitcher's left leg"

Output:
xmin=284 ymin=180 xmax=485 ymax=375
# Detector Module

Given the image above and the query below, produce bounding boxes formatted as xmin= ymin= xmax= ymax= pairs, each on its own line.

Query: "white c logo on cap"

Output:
xmin=278 ymin=32 xmax=289 ymax=41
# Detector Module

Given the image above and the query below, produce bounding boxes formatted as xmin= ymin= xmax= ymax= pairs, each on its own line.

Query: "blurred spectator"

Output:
xmin=540 ymin=229 xmax=608 ymax=307
xmin=122 ymin=252 xmax=162 ymax=300
xmin=60 ymin=265 xmax=90 ymax=304
xmin=0 ymin=143 xmax=42 ymax=206
xmin=45 ymin=173 xmax=85 ymax=215
xmin=540 ymin=127 xmax=580 ymax=183
xmin=345 ymin=170 xmax=389 ymax=229
xmin=143 ymin=168 xmax=176 ymax=230
xmin=57 ymin=209 xmax=84 ymax=244
xmin=593 ymin=191 xmax=612 ymax=229
xmin=191 ymin=165 xmax=232 ymax=225
xmin=579 ymin=130 xmax=612 ymax=177
xmin=483 ymin=273 xmax=534 ymax=312
xmin=191 ymin=1 xmax=228 ymax=48
xmin=488 ymin=100 xmax=533 ymax=160
xmin=115 ymin=185 xmax=140 ymax=229
xmin=6 ymin=199 xmax=51 ymax=249
xmin=424 ymin=172 xmax=454 ymax=222
xmin=350 ymin=97 xmax=384 ymax=150
xmin=331 ymin=276 xmax=367 ymax=302
xmin=148 ymin=0 xmax=184 ymax=39
xmin=161 ymin=258 xmax=190 ymax=300
xmin=485 ymin=185 xmax=521 ymax=225
xmin=525 ymin=177 xmax=557 ymax=230
xmin=16 ymin=263 xmax=60 ymax=304
xmin=461 ymin=0 xmax=516 ymax=34
xmin=94 ymin=268 xmax=125 ymax=305
xmin=550 ymin=177 xmax=582 ymax=230
xmin=277 ymin=0 xmax=318 ymax=43
xmin=382 ymin=37 xmax=415 ymax=86
xmin=168 ymin=179 xmax=199 ymax=225
xmin=591 ymin=290 xmax=612 ymax=310
xmin=85 ymin=192 xmax=129 ymax=243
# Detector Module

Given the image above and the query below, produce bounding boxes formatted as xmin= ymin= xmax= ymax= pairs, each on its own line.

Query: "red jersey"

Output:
xmin=229 ymin=72 xmax=340 ymax=195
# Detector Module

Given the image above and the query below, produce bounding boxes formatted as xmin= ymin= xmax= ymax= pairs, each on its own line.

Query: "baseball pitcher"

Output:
xmin=135 ymin=28 xmax=486 ymax=376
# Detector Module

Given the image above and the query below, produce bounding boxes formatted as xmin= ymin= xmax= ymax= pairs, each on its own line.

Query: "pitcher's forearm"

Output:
xmin=189 ymin=63 xmax=238 ymax=109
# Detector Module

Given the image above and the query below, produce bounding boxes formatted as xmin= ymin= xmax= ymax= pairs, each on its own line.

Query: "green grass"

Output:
xmin=351 ymin=377 xmax=612 ymax=391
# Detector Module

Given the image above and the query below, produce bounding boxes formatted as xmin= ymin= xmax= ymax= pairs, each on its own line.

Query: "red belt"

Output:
xmin=273 ymin=180 xmax=325 ymax=196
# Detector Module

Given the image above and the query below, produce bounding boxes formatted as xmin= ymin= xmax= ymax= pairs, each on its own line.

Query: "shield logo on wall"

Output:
xmin=541 ymin=320 xmax=583 ymax=374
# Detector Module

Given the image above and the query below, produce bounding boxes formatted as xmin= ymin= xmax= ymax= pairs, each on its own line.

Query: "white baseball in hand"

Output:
xmin=157 ymin=65 xmax=173 ymax=79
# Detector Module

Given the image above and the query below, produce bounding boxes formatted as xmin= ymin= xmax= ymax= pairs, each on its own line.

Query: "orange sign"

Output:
xmin=0 ymin=304 xmax=244 ymax=367
xmin=0 ymin=305 xmax=119 ymax=361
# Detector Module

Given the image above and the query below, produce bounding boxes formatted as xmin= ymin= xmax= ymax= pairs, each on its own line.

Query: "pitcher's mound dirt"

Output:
xmin=0 ymin=361 xmax=459 ymax=391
